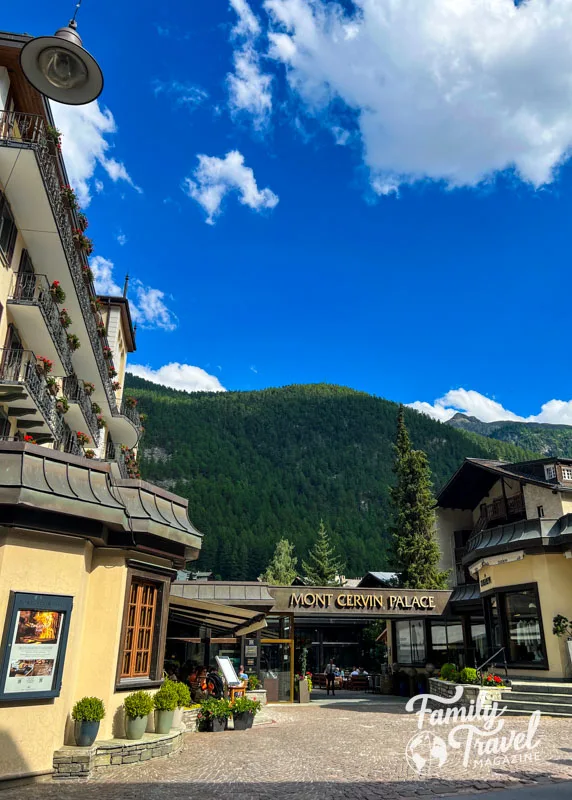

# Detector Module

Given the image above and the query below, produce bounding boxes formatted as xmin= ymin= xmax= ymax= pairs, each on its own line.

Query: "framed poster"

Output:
xmin=0 ymin=592 xmax=73 ymax=702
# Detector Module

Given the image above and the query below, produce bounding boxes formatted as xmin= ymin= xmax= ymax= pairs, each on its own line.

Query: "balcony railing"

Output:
xmin=8 ymin=272 xmax=74 ymax=375
xmin=62 ymin=375 xmax=100 ymax=445
xmin=104 ymin=436 xmax=129 ymax=478
xmin=0 ymin=109 xmax=118 ymax=411
xmin=59 ymin=418 xmax=83 ymax=456
xmin=0 ymin=347 xmax=59 ymax=436
xmin=120 ymin=398 xmax=142 ymax=430
xmin=473 ymin=493 xmax=525 ymax=533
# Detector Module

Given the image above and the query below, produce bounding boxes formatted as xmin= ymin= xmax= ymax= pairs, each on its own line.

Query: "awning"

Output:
xmin=169 ymin=593 xmax=267 ymax=637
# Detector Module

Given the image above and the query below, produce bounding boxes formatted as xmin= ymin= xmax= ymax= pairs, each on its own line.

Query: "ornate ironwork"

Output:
xmin=9 ymin=272 xmax=74 ymax=374
xmin=120 ymin=398 xmax=141 ymax=430
xmin=62 ymin=375 xmax=100 ymax=445
xmin=59 ymin=418 xmax=83 ymax=456
xmin=0 ymin=347 xmax=58 ymax=436
xmin=0 ymin=110 xmax=118 ymax=411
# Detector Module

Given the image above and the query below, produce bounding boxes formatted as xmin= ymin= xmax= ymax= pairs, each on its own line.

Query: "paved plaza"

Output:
xmin=4 ymin=694 xmax=572 ymax=799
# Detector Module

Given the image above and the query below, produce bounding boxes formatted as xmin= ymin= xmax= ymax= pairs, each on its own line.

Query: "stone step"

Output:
xmin=500 ymin=698 xmax=572 ymax=717
xmin=502 ymin=690 xmax=572 ymax=706
xmin=509 ymin=681 xmax=572 ymax=695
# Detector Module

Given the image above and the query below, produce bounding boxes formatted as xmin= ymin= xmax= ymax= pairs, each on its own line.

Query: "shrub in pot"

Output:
xmin=173 ymin=681 xmax=191 ymax=729
xmin=124 ymin=690 xmax=153 ymax=740
xmin=153 ymin=679 xmax=178 ymax=734
xmin=72 ymin=696 xmax=105 ymax=747
xmin=196 ymin=697 xmax=232 ymax=732
xmin=247 ymin=674 xmax=259 ymax=691
xmin=231 ymin=696 xmax=261 ymax=731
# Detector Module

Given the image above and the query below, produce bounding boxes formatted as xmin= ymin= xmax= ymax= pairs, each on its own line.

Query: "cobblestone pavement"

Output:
xmin=5 ymin=695 xmax=572 ymax=799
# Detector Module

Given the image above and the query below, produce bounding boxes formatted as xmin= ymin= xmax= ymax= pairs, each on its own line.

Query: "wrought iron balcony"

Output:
xmin=62 ymin=375 xmax=100 ymax=445
xmin=105 ymin=436 xmax=129 ymax=478
xmin=58 ymin=418 xmax=84 ymax=457
xmin=0 ymin=109 xmax=118 ymax=411
xmin=8 ymin=272 xmax=74 ymax=375
xmin=120 ymin=398 xmax=141 ymax=430
xmin=0 ymin=347 xmax=59 ymax=438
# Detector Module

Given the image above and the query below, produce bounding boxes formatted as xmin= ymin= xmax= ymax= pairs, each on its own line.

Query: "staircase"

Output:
xmin=501 ymin=680 xmax=572 ymax=717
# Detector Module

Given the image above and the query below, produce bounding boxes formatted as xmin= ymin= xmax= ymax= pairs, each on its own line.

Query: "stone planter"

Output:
xmin=297 ymin=678 xmax=310 ymax=703
xmin=246 ymin=689 xmax=267 ymax=706
xmin=428 ymin=678 xmax=509 ymax=709
xmin=182 ymin=707 xmax=199 ymax=732
xmin=173 ymin=707 xmax=183 ymax=729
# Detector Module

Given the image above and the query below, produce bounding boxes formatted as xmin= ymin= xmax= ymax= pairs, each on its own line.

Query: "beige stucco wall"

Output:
xmin=436 ymin=508 xmax=472 ymax=586
xmin=0 ymin=531 xmax=166 ymax=780
xmin=470 ymin=478 xmax=522 ymax=525
xmin=476 ymin=553 xmax=572 ymax=679
xmin=523 ymin=483 xmax=563 ymax=520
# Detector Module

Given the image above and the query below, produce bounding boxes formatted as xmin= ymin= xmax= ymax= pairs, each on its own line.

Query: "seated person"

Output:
xmin=360 ymin=667 xmax=369 ymax=676
xmin=238 ymin=664 xmax=248 ymax=681
xmin=350 ymin=666 xmax=360 ymax=677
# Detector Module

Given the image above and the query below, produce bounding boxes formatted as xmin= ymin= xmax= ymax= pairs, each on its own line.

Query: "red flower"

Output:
xmin=494 ymin=676 xmax=502 ymax=684
xmin=23 ymin=434 xmax=35 ymax=442
xmin=52 ymin=280 xmax=60 ymax=286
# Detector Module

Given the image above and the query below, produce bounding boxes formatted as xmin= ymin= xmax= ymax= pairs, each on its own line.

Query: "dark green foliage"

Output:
xmin=125 ymin=377 xmax=537 ymax=580
xmin=389 ymin=407 xmax=449 ymax=589
xmin=447 ymin=413 xmax=572 ymax=457
xmin=302 ymin=520 xmax=344 ymax=585
xmin=72 ymin=696 xmax=105 ymax=722
xmin=153 ymin=679 xmax=178 ymax=711
xmin=259 ymin=538 xmax=298 ymax=585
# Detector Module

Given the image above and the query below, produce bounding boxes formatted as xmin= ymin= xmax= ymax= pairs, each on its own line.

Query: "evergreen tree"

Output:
xmin=259 ymin=539 xmax=298 ymax=585
xmin=302 ymin=520 xmax=344 ymax=586
xmin=390 ymin=407 xmax=449 ymax=589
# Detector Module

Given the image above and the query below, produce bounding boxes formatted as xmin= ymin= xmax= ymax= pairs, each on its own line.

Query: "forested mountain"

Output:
xmin=125 ymin=377 xmax=536 ymax=580
xmin=446 ymin=413 xmax=572 ymax=457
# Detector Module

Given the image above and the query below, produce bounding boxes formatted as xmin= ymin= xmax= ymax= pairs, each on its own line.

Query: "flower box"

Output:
xmin=428 ymin=677 xmax=509 ymax=709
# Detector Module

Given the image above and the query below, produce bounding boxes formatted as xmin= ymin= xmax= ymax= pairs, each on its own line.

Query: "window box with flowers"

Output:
xmin=36 ymin=356 xmax=53 ymax=377
xmin=108 ymin=366 xmax=118 ymax=379
xmin=60 ymin=183 xmax=78 ymax=209
xmin=102 ymin=346 xmax=113 ymax=361
xmin=22 ymin=433 xmax=37 ymax=444
xmin=56 ymin=396 xmax=69 ymax=415
xmin=45 ymin=377 xmax=59 ymax=397
xmin=90 ymin=296 xmax=103 ymax=313
xmin=82 ymin=264 xmax=93 ymax=285
xmin=83 ymin=381 xmax=95 ymax=396
xmin=125 ymin=396 xmax=138 ymax=409
xmin=59 ymin=308 xmax=72 ymax=329
xmin=76 ymin=431 xmax=90 ymax=446
xmin=111 ymin=381 xmax=121 ymax=392
xmin=47 ymin=125 xmax=62 ymax=151
xmin=96 ymin=319 xmax=106 ymax=337
xmin=77 ymin=212 xmax=89 ymax=233
xmin=96 ymin=415 xmax=106 ymax=430
xmin=49 ymin=280 xmax=66 ymax=304
xmin=84 ymin=449 xmax=96 ymax=459
xmin=73 ymin=231 xmax=94 ymax=256
xmin=91 ymin=401 xmax=101 ymax=414
xmin=66 ymin=333 xmax=80 ymax=351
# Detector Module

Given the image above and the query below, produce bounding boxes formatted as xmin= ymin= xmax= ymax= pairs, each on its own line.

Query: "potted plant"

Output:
xmin=59 ymin=308 xmax=72 ymax=329
xmin=125 ymin=395 xmax=138 ymax=408
xmin=84 ymin=449 xmax=96 ymax=459
xmin=247 ymin=674 xmax=259 ymax=691
xmin=90 ymin=295 xmax=103 ymax=313
xmin=67 ymin=333 xmax=81 ymax=351
xmin=45 ymin=376 xmax=59 ymax=397
xmin=83 ymin=381 xmax=95 ymax=396
xmin=73 ymin=230 xmax=94 ymax=256
xmin=78 ymin=212 xmax=89 ymax=232
xmin=81 ymin=264 xmax=93 ymax=284
xmin=102 ymin=345 xmax=113 ymax=360
xmin=197 ymin=698 xmax=231 ymax=732
xmin=153 ymin=679 xmax=178 ymax=734
xmin=96 ymin=414 xmax=106 ymax=430
xmin=46 ymin=125 xmax=62 ymax=152
xmin=231 ymin=696 xmax=261 ymax=731
xmin=124 ymin=690 xmax=154 ymax=741
xmin=96 ymin=319 xmax=106 ymax=337
xmin=108 ymin=366 xmax=118 ymax=378
xmin=23 ymin=434 xmax=37 ymax=444
xmin=92 ymin=401 xmax=102 ymax=414
xmin=56 ymin=396 xmax=69 ymax=415
xmin=36 ymin=356 xmax=53 ymax=376
xmin=76 ymin=431 xmax=89 ymax=446
xmin=72 ymin=696 xmax=105 ymax=747
xmin=60 ymin=183 xmax=78 ymax=209
xmin=49 ymin=280 xmax=66 ymax=304
xmin=173 ymin=681 xmax=191 ymax=729
xmin=111 ymin=381 xmax=121 ymax=392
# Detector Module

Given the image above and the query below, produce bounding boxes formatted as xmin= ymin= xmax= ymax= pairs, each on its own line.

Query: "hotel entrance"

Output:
xmin=260 ymin=615 xmax=295 ymax=702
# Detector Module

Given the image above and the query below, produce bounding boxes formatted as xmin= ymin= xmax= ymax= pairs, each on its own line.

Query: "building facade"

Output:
xmin=0 ymin=32 xmax=202 ymax=781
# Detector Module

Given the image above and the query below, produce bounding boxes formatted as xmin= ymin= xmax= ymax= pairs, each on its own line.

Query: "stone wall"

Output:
xmin=53 ymin=729 xmax=183 ymax=780
xmin=428 ymin=678 xmax=508 ymax=709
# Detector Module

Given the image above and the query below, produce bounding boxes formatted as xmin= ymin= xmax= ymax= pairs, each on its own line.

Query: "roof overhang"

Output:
xmin=169 ymin=594 xmax=267 ymax=636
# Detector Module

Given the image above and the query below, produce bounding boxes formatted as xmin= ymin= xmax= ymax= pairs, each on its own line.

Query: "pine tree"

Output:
xmin=390 ymin=406 xmax=449 ymax=589
xmin=259 ymin=539 xmax=298 ymax=585
xmin=302 ymin=520 xmax=344 ymax=586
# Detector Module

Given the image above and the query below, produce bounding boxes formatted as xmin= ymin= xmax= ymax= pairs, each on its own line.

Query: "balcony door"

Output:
xmin=14 ymin=250 xmax=36 ymax=302
xmin=1 ymin=324 xmax=23 ymax=381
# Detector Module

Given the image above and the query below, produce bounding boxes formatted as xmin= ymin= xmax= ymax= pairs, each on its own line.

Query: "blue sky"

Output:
xmin=7 ymin=0 xmax=572 ymax=424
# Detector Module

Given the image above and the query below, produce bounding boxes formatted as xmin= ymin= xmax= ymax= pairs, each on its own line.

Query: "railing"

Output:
xmin=476 ymin=646 xmax=509 ymax=685
xmin=0 ymin=109 xmax=119 ymax=412
xmin=120 ymin=398 xmax=141 ymax=429
xmin=8 ymin=272 xmax=74 ymax=375
xmin=62 ymin=375 xmax=100 ymax=445
xmin=473 ymin=493 xmax=525 ymax=533
xmin=59 ymin=418 xmax=83 ymax=456
xmin=104 ymin=436 xmax=129 ymax=478
xmin=0 ymin=347 xmax=58 ymax=436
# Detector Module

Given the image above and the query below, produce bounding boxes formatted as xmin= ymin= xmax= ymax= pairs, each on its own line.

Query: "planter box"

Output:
xmin=297 ymin=678 xmax=310 ymax=704
xmin=181 ymin=707 xmax=199 ymax=732
xmin=246 ymin=689 xmax=267 ymax=706
xmin=428 ymin=677 xmax=509 ymax=709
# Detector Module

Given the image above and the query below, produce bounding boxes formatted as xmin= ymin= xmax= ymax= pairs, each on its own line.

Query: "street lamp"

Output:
xmin=19 ymin=3 xmax=103 ymax=106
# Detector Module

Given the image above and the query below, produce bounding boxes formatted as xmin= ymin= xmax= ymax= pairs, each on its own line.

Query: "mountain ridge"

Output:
xmin=446 ymin=412 xmax=572 ymax=457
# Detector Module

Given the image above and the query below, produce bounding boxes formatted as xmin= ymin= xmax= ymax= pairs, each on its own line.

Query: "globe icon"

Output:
xmin=405 ymin=732 xmax=448 ymax=775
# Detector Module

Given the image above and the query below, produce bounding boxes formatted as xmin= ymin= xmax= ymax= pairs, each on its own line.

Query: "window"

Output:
xmin=120 ymin=580 xmax=159 ymax=678
xmin=503 ymin=588 xmax=545 ymax=665
xmin=562 ymin=467 xmax=572 ymax=481
xmin=395 ymin=620 xmax=426 ymax=664
xmin=537 ymin=505 xmax=544 ymax=518
xmin=544 ymin=464 xmax=556 ymax=480
xmin=0 ymin=192 xmax=17 ymax=264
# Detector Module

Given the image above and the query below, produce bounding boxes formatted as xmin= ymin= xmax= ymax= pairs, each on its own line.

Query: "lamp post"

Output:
xmin=19 ymin=2 xmax=103 ymax=106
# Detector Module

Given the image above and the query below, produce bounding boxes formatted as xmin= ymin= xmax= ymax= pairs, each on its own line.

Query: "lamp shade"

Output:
xmin=19 ymin=23 xmax=103 ymax=105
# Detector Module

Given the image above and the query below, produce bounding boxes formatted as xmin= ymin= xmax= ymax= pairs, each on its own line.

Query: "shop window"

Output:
xmin=503 ymin=588 xmax=545 ymax=665
xmin=470 ymin=621 xmax=487 ymax=664
xmin=395 ymin=620 xmax=426 ymax=664
xmin=429 ymin=620 xmax=464 ymax=664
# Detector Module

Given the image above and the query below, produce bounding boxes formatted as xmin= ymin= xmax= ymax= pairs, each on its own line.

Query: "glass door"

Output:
xmin=260 ymin=641 xmax=292 ymax=702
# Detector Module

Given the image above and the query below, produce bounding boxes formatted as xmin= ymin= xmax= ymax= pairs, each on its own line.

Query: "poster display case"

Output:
xmin=0 ymin=592 xmax=73 ymax=702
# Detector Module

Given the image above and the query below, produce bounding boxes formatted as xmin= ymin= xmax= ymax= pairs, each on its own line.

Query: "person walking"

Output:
xmin=325 ymin=658 xmax=336 ymax=696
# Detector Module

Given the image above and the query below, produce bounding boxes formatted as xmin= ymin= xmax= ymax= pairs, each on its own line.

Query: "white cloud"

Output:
xmin=127 ymin=363 xmax=226 ymax=393
xmin=408 ymin=388 xmax=572 ymax=426
xmin=263 ymin=0 xmax=572 ymax=192
xmin=153 ymin=80 xmax=208 ymax=111
xmin=227 ymin=0 xmax=273 ymax=129
xmin=90 ymin=255 xmax=122 ymax=295
xmin=130 ymin=282 xmax=178 ymax=332
xmin=51 ymin=101 xmax=139 ymax=206
xmin=332 ymin=126 xmax=350 ymax=146
xmin=116 ymin=232 xmax=127 ymax=246
xmin=183 ymin=150 xmax=279 ymax=224
xmin=90 ymin=256 xmax=176 ymax=330
xmin=250 ymin=365 xmax=258 ymax=374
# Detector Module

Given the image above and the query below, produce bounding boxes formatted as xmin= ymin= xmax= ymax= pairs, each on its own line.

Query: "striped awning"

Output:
xmin=169 ymin=594 xmax=267 ymax=636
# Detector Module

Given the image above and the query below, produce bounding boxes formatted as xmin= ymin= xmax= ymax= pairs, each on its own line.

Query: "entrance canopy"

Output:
xmin=169 ymin=594 xmax=267 ymax=636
